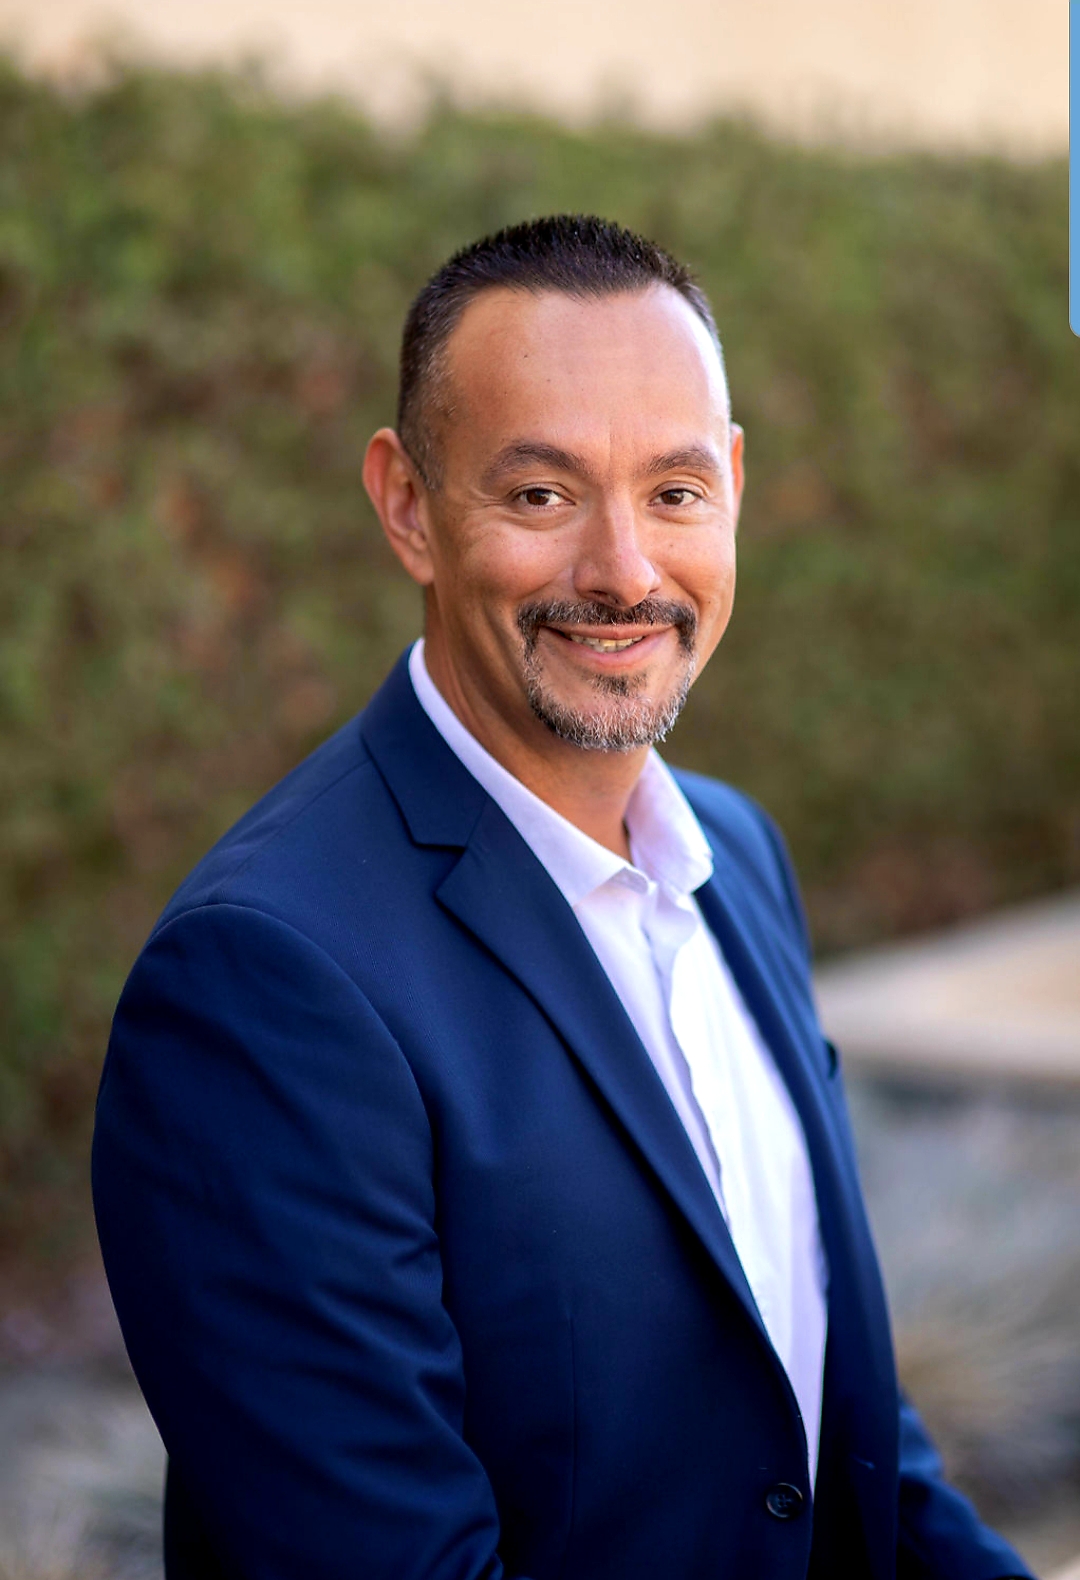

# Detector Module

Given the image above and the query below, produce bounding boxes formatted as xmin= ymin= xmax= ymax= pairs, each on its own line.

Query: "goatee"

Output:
xmin=515 ymin=598 xmax=698 ymax=752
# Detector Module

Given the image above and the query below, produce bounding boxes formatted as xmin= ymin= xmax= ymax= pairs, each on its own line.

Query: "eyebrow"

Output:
xmin=481 ymin=440 xmax=725 ymax=490
xmin=481 ymin=442 xmax=596 ymax=489
xmin=641 ymin=445 xmax=724 ymax=478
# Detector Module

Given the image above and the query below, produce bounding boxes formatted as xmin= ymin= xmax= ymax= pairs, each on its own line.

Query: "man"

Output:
xmin=93 ymin=216 xmax=1033 ymax=1580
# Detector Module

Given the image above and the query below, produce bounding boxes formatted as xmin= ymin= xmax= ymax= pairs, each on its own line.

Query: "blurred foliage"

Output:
xmin=0 ymin=56 xmax=1077 ymax=1257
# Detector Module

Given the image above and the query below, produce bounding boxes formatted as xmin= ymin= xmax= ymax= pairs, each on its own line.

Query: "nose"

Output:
xmin=571 ymin=497 xmax=662 ymax=610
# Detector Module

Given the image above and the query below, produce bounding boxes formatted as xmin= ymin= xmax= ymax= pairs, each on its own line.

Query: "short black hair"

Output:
xmin=396 ymin=214 xmax=723 ymax=487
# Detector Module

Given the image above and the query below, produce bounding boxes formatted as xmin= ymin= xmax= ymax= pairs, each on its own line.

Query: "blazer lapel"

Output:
xmin=693 ymin=847 xmax=904 ymax=1503
xmin=435 ymin=802 xmax=770 ymax=1345
xmin=692 ymin=846 xmax=895 ymax=1356
xmin=696 ymin=861 xmax=855 ymax=1228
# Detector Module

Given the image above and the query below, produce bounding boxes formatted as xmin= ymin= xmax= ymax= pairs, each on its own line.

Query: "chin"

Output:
xmin=526 ymin=673 xmax=693 ymax=753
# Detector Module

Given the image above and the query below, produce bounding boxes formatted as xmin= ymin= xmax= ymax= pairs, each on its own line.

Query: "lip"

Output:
xmin=541 ymin=625 xmax=673 ymax=664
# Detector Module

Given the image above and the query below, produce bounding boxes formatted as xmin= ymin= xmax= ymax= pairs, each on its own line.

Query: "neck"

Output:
xmin=511 ymin=747 xmax=642 ymax=861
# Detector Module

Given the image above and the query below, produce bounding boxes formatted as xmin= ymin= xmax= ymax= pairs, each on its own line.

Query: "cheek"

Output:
xmin=431 ymin=534 xmax=501 ymax=615
xmin=683 ymin=541 xmax=737 ymax=656
xmin=462 ymin=529 xmax=563 ymax=609
xmin=685 ymin=535 xmax=736 ymax=617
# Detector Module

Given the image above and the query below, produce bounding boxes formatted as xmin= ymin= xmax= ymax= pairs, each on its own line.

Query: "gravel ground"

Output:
xmin=847 ymin=1077 xmax=1080 ymax=1575
xmin=1 ymin=1075 xmax=1078 ymax=1578
xmin=0 ymin=1363 xmax=163 ymax=1580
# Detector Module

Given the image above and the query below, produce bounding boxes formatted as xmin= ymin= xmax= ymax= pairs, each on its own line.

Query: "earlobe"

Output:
xmin=362 ymin=428 xmax=436 ymax=587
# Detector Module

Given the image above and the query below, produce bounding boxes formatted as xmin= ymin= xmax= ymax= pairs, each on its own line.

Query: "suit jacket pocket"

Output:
xmin=461 ymin=1306 xmax=575 ymax=1580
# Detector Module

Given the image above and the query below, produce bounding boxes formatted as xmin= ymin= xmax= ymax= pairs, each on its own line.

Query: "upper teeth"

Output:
xmin=568 ymin=634 xmax=643 ymax=651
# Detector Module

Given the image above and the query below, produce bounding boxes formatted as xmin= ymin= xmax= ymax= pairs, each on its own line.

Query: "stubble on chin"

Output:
xmin=515 ymin=597 xmax=698 ymax=753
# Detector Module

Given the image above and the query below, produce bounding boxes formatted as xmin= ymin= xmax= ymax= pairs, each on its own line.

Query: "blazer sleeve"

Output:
xmin=92 ymin=900 xmax=530 ymax=1580
xmin=895 ymin=1399 xmax=1034 ymax=1579
xmin=752 ymin=805 xmax=1034 ymax=1580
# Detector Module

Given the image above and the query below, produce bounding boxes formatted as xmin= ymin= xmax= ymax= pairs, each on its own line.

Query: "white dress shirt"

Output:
xmin=408 ymin=640 xmax=828 ymax=1482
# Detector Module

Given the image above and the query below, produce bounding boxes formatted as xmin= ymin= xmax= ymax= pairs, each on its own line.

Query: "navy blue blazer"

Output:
xmin=93 ymin=651 xmax=1031 ymax=1580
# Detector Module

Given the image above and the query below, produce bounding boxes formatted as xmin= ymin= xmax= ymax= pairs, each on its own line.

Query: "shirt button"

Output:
xmin=764 ymin=1483 xmax=805 ymax=1521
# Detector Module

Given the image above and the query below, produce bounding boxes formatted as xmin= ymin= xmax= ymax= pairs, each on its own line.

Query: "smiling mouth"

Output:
xmin=518 ymin=599 xmax=698 ymax=661
xmin=561 ymin=632 xmax=650 ymax=653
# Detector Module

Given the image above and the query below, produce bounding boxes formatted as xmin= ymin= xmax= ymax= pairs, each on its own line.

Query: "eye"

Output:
xmin=655 ymin=487 xmax=700 ymax=507
xmin=515 ymin=486 xmax=564 ymax=509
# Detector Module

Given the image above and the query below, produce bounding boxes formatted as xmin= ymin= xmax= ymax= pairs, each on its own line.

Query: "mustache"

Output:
xmin=517 ymin=599 xmax=698 ymax=654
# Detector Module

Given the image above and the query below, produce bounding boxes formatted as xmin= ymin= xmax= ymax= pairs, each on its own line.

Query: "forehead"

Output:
xmin=438 ymin=285 xmax=729 ymax=456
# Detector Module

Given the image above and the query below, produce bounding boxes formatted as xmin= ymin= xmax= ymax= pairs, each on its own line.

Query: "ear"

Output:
xmin=729 ymin=423 xmax=746 ymax=527
xmin=362 ymin=428 xmax=435 ymax=586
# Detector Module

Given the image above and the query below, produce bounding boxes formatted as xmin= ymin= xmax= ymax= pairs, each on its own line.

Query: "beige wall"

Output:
xmin=0 ymin=0 xmax=1067 ymax=152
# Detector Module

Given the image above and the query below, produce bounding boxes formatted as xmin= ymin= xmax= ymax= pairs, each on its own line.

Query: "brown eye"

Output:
xmin=519 ymin=488 xmax=560 ymax=508
xmin=657 ymin=488 xmax=696 ymax=507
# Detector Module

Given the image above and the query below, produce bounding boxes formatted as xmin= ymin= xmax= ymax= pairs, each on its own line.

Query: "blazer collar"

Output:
xmin=359 ymin=649 xmax=491 ymax=848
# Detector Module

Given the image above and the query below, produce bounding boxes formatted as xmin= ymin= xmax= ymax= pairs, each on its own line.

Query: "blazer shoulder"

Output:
xmin=672 ymin=769 xmax=767 ymax=848
xmin=673 ymin=769 xmax=813 ymax=961
xmin=155 ymin=711 xmax=391 ymax=934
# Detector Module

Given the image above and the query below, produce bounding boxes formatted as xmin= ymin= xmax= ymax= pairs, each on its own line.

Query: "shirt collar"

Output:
xmin=626 ymin=754 xmax=714 ymax=897
xmin=408 ymin=639 xmax=714 ymax=907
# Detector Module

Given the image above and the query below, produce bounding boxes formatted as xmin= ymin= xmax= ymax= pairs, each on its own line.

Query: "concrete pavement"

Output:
xmin=814 ymin=891 xmax=1080 ymax=1087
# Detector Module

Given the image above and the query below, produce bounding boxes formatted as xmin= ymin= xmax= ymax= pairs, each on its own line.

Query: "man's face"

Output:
xmin=393 ymin=284 xmax=742 ymax=761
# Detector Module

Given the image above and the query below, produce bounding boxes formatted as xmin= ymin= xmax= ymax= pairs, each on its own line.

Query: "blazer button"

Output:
xmin=765 ymin=1483 xmax=805 ymax=1520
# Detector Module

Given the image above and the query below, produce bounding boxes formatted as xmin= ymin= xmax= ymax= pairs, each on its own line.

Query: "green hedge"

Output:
xmin=1 ymin=59 xmax=1077 ymax=1254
